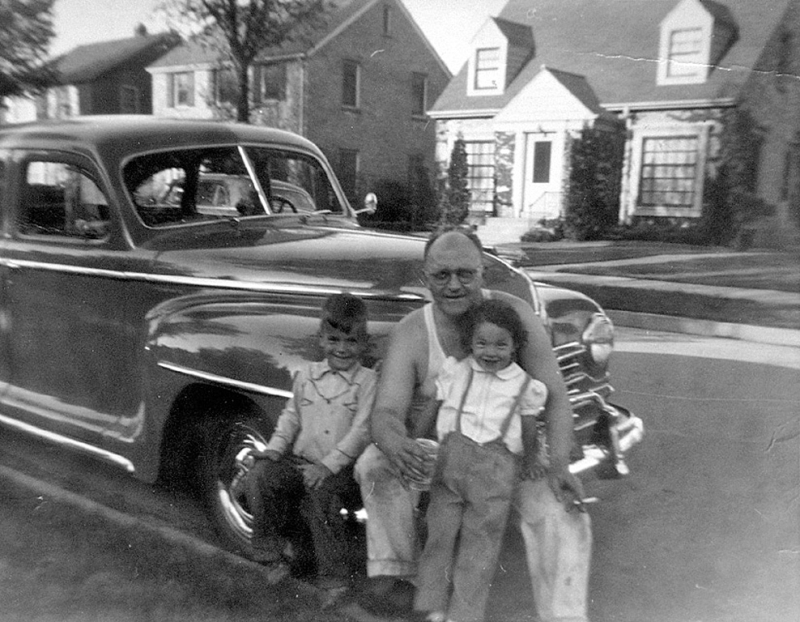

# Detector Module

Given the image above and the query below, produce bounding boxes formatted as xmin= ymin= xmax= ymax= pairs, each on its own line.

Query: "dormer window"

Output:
xmin=657 ymin=0 xmax=720 ymax=86
xmin=474 ymin=47 xmax=501 ymax=90
xmin=466 ymin=17 xmax=533 ymax=97
xmin=666 ymin=27 xmax=704 ymax=79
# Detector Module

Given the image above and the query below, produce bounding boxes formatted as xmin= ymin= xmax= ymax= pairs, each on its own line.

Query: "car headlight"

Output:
xmin=582 ymin=313 xmax=614 ymax=367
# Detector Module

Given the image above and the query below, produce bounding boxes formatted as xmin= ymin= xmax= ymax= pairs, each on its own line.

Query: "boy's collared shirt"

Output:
xmin=267 ymin=360 xmax=377 ymax=474
xmin=435 ymin=356 xmax=547 ymax=454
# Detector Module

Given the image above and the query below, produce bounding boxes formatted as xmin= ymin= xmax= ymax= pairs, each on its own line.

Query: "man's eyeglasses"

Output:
xmin=425 ymin=269 xmax=479 ymax=286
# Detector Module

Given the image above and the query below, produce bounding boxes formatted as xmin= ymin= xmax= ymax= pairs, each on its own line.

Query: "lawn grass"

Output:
xmin=548 ymin=281 xmax=800 ymax=330
xmin=0 ymin=478 xmax=346 ymax=622
xmin=563 ymin=254 xmax=800 ymax=293
xmin=512 ymin=244 xmax=800 ymax=329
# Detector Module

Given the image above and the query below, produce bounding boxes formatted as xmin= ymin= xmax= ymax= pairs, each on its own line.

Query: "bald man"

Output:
xmin=355 ymin=228 xmax=592 ymax=622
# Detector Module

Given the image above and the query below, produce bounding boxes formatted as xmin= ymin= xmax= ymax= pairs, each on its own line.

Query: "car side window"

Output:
xmin=19 ymin=160 xmax=110 ymax=240
xmin=124 ymin=146 xmax=344 ymax=227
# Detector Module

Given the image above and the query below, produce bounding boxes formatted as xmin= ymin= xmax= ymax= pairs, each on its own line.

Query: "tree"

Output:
xmin=440 ymin=137 xmax=470 ymax=225
xmin=157 ymin=0 xmax=331 ymax=123
xmin=0 ymin=0 xmax=57 ymax=99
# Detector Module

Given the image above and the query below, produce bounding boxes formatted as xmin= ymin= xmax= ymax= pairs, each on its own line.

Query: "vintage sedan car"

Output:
xmin=0 ymin=116 xmax=642 ymax=558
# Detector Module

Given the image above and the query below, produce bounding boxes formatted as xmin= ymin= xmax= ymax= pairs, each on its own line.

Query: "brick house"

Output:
xmin=1 ymin=29 xmax=178 ymax=124
xmin=147 ymin=0 xmax=450 ymax=205
xmin=429 ymin=0 xmax=800 ymax=246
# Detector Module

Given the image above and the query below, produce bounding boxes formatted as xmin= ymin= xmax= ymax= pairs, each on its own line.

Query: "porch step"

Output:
xmin=475 ymin=217 xmax=534 ymax=247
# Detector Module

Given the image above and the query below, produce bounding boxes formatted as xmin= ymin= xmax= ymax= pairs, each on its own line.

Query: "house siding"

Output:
xmin=305 ymin=0 xmax=449 ymax=198
xmin=151 ymin=67 xmax=214 ymax=119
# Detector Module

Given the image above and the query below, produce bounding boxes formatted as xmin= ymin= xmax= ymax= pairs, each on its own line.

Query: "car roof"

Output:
xmin=0 ymin=115 xmax=319 ymax=156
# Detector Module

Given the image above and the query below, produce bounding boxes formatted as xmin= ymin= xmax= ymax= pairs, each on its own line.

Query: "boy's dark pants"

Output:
xmin=246 ymin=455 xmax=357 ymax=587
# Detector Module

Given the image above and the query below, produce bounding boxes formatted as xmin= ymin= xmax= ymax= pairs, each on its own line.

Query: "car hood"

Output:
xmin=144 ymin=220 xmax=534 ymax=302
xmin=143 ymin=221 xmax=430 ymax=298
xmin=143 ymin=220 xmax=530 ymax=302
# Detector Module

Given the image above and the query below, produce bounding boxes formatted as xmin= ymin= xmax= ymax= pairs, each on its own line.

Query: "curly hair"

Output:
xmin=460 ymin=298 xmax=528 ymax=354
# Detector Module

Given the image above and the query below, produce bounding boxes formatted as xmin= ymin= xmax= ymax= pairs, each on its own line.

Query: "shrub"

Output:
xmin=440 ymin=138 xmax=470 ymax=225
xmin=563 ymin=124 xmax=624 ymax=241
xmin=521 ymin=218 xmax=565 ymax=243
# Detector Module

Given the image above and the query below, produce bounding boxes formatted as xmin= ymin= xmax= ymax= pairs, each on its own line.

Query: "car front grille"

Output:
xmin=553 ymin=340 xmax=612 ymax=403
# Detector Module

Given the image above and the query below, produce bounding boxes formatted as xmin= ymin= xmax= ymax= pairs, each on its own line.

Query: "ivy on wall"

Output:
xmin=700 ymin=107 xmax=773 ymax=245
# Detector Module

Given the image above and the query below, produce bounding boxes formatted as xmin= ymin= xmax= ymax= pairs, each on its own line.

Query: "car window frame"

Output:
xmin=13 ymin=150 xmax=114 ymax=245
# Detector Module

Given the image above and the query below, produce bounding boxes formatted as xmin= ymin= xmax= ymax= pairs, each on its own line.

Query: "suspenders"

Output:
xmin=454 ymin=366 xmax=532 ymax=447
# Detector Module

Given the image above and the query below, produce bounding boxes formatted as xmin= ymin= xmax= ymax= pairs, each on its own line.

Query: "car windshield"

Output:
xmin=124 ymin=145 xmax=344 ymax=227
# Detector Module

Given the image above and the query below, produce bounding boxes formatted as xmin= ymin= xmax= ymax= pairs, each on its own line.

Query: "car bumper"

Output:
xmin=570 ymin=398 xmax=644 ymax=478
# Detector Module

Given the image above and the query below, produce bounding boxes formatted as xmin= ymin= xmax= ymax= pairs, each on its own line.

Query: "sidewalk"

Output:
xmin=497 ymin=242 xmax=800 ymax=347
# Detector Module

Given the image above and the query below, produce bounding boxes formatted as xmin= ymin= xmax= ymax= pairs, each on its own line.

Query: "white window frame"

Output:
xmin=463 ymin=140 xmax=495 ymax=214
xmin=169 ymin=71 xmax=195 ymax=108
xmin=657 ymin=0 xmax=712 ymax=86
xmin=629 ymin=125 xmax=709 ymax=218
xmin=666 ymin=27 xmax=704 ymax=79
xmin=473 ymin=47 xmax=502 ymax=92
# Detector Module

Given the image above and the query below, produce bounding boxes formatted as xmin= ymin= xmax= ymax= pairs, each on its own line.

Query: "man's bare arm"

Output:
xmin=370 ymin=311 xmax=431 ymax=481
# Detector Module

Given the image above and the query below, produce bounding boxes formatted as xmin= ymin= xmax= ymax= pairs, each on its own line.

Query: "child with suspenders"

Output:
xmin=414 ymin=299 xmax=549 ymax=622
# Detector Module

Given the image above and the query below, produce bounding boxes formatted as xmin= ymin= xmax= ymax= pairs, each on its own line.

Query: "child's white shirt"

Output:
xmin=434 ymin=356 xmax=548 ymax=455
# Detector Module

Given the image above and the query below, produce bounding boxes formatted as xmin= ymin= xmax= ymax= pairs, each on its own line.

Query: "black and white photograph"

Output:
xmin=0 ymin=0 xmax=797 ymax=621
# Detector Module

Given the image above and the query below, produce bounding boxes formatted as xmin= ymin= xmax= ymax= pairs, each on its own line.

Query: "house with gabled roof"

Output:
xmin=429 ymin=0 xmax=800 ymax=246
xmin=147 ymin=0 xmax=451 ymax=205
xmin=1 ymin=28 xmax=178 ymax=124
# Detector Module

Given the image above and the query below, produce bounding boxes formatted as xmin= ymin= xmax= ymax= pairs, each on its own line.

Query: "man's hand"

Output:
xmin=299 ymin=463 xmax=333 ymax=490
xmin=381 ymin=436 xmax=435 ymax=488
xmin=547 ymin=463 xmax=587 ymax=512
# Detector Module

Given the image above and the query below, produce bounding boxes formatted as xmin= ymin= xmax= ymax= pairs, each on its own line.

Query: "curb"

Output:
xmin=0 ymin=463 xmax=311 ymax=591
xmin=607 ymin=309 xmax=800 ymax=347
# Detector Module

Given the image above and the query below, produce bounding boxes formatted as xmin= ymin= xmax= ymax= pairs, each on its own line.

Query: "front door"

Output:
xmin=523 ymin=133 xmax=561 ymax=220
